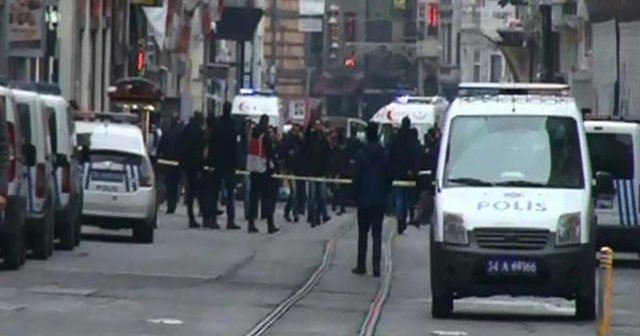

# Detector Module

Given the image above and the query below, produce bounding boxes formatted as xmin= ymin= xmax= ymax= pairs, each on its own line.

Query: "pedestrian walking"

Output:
xmin=213 ymin=102 xmax=241 ymax=230
xmin=281 ymin=123 xmax=304 ymax=222
xmin=157 ymin=114 xmax=183 ymax=214
xmin=246 ymin=115 xmax=280 ymax=234
xmin=304 ymin=119 xmax=331 ymax=227
xmin=351 ymin=123 xmax=392 ymax=277
xmin=202 ymin=114 xmax=220 ymax=229
xmin=331 ymin=131 xmax=349 ymax=215
xmin=414 ymin=127 xmax=441 ymax=226
xmin=389 ymin=117 xmax=419 ymax=234
xmin=180 ymin=111 xmax=206 ymax=228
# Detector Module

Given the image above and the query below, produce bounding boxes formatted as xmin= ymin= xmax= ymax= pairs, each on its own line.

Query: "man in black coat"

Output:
xmin=157 ymin=114 xmax=183 ymax=214
xmin=304 ymin=120 xmax=331 ymax=227
xmin=351 ymin=123 xmax=392 ymax=277
xmin=213 ymin=102 xmax=241 ymax=230
xmin=389 ymin=117 xmax=419 ymax=234
xmin=180 ymin=111 xmax=206 ymax=228
xmin=281 ymin=123 xmax=304 ymax=222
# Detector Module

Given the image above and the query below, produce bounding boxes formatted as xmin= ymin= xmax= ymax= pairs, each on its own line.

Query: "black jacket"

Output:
xmin=281 ymin=132 xmax=304 ymax=174
xmin=213 ymin=115 xmax=238 ymax=174
xmin=352 ymin=141 xmax=392 ymax=208
xmin=389 ymin=125 xmax=419 ymax=180
xmin=304 ymin=129 xmax=331 ymax=177
xmin=158 ymin=122 xmax=183 ymax=162
xmin=180 ymin=119 xmax=205 ymax=172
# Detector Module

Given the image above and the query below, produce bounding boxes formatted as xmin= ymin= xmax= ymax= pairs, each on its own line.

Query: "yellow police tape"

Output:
xmin=597 ymin=247 xmax=614 ymax=336
xmin=156 ymin=159 xmax=420 ymax=187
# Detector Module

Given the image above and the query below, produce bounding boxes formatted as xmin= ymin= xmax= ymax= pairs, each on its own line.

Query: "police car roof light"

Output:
xmin=458 ymin=82 xmax=570 ymax=98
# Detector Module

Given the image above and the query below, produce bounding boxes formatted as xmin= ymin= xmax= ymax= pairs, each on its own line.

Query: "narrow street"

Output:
xmin=0 ymin=206 xmax=637 ymax=335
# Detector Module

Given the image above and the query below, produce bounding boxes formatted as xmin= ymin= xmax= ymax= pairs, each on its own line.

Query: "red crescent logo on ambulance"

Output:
xmin=239 ymin=102 xmax=249 ymax=112
xmin=386 ymin=109 xmax=393 ymax=121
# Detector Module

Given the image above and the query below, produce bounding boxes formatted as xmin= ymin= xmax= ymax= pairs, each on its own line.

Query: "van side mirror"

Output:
xmin=594 ymin=171 xmax=615 ymax=196
xmin=23 ymin=144 xmax=36 ymax=167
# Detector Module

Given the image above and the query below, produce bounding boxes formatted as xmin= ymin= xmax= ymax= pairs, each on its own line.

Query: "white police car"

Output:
xmin=78 ymin=121 xmax=157 ymax=243
xmin=430 ymin=83 xmax=614 ymax=321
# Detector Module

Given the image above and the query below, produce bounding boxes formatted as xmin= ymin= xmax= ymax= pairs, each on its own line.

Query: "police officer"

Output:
xmin=351 ymin=123 xmax=392 ymax=277
xmin=180 ymin=111 xmax=206 ymax=228
xmin=246 ymin=115 xmax=279 ymax=234
xmin=157 ymin=114 xmax=183 ymax=214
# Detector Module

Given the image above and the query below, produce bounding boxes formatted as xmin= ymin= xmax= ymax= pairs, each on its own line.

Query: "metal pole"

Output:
xmin=0 ymin=0 xmax=10 ymax=76
xmin=539 ymin=4 xmax=553 ymax=82
xmin=270 ymin=0 xmax=277 ymax=88
xmin=203 ymin=34 xmax=210 ymax=115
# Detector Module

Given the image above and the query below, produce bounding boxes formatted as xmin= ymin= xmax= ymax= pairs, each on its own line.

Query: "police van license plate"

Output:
xmin=486 ymin=257 xmax=538 ymax=276
xmin=595 ymin=196 xmax=614 ymax=209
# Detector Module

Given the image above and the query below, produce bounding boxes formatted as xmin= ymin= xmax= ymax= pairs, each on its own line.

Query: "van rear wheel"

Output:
xmin=133 ymin=217 xmax=155 ymax=244
xmin=2 ymin=231 xmax=24 ymax=270
xmin=59 ymin=217 xmax=76 ymax=251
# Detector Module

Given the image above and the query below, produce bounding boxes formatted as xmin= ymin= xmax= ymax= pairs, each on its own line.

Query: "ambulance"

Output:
xmin=231 ymin=89 xmax=283 ymax=132
xmin=430 ymin=82 xmax=613 ymax=321
xmin=584 ymin=117 xmax=640 ymax=256
xmin=370 ymin=95 xmax=448 ymax=145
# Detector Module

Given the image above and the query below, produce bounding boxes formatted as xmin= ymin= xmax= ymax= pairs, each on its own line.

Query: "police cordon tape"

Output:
xmin=156 ymin=159 xmax=427 ymax=187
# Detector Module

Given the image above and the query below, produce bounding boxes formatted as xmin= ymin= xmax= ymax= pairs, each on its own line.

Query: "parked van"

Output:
xmin=0 ymin=86 xmax=29 ymax=269
xmin=584 ymin=117 xmax=640 ymax=256
xmin=40 ymin=95 xmax=82 ymax=250
xmin=430 ymin=83 xmax=614 ymax=321
xmin=13 ymin=90 xmax=55 ymax=259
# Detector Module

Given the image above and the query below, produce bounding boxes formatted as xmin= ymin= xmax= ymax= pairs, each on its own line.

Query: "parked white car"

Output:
xmin=78 ymin=121 xmax=157 ymax=243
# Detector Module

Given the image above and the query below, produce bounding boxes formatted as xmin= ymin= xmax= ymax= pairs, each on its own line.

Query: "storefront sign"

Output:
xmin=8 ymin=0 xmax=45 ymax=57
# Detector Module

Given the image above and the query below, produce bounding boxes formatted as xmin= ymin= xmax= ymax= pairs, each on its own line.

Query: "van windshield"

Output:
xmin=444 ymin=115 xmax=584 ymax=189
xmin=586 ymin=133 xmax=634 ymax=179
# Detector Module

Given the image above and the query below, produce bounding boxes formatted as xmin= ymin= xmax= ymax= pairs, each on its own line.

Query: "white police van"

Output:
xmin=584 ymin=117 xmax=640 ymax=255
xmin=430 ymin=83 xmax=614 ymax=321
xmin=79 ymin=120 xmax=157 ymax=243
xmin=40 ymin=94 xmax=82 ymax=250
xmin=13 ymin=90 xmax=56 ymax=259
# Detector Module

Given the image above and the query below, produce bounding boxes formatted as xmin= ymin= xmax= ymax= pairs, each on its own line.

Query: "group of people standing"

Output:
xmin=155 ymin=106 xmax=442 ymax=277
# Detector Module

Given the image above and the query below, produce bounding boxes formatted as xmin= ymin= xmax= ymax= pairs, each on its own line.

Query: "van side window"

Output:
xmin=586 ymin=133 xmax=634 ymax=179
xmin=16 ymin=103 xmax=31 ymax=144
xmin=46 ymin=107 xmax=58 ymax=154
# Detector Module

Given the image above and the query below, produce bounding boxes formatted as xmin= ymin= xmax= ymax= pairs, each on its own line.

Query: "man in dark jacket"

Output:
xmin=247 ymin=115 xmax=279 ymax=234
xmin=389 ymin=117 xmax=418 ymax=234
xmin=281 ymin=123 xmax=304 ymax=222
xmin=180 ymin=111 xmax=206 ymax=228
xmin=213 ymin=102 xmax=241 ymax=230
xmin=157 ymin=114 xmax=183 ymax=214
xmin=304 ymin=120 xmax=331 ymax=227
xmin=351 ymin=123 xmax=392 ymax=277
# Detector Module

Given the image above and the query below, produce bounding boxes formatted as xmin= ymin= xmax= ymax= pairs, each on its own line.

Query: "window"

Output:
xmin=490 ymin=54 xmax=503 ymax=82
xmin=444 ymin=116 xmax=584 ymax=189
xmin=587 ymin=133 xmax=634 ymax=179
xmin=16 ymin=103 xmax=31 ymax=144
xmin=473 ymin=50 xmax=481 ymax=82
xmin=344 ymin=12 xmax=356 ymax=42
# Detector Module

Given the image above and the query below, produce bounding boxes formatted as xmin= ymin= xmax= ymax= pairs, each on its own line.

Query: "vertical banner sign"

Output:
xmin=8 ymin=0 xmax=45 ymax=56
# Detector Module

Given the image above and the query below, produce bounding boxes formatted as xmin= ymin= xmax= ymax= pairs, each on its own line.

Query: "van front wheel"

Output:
xmin=575 ymin=275 xmax=596 ymax=321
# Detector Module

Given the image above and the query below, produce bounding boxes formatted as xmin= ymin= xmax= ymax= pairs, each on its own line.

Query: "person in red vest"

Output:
xmin=246 ymin=115 xmax=279 ymax=234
